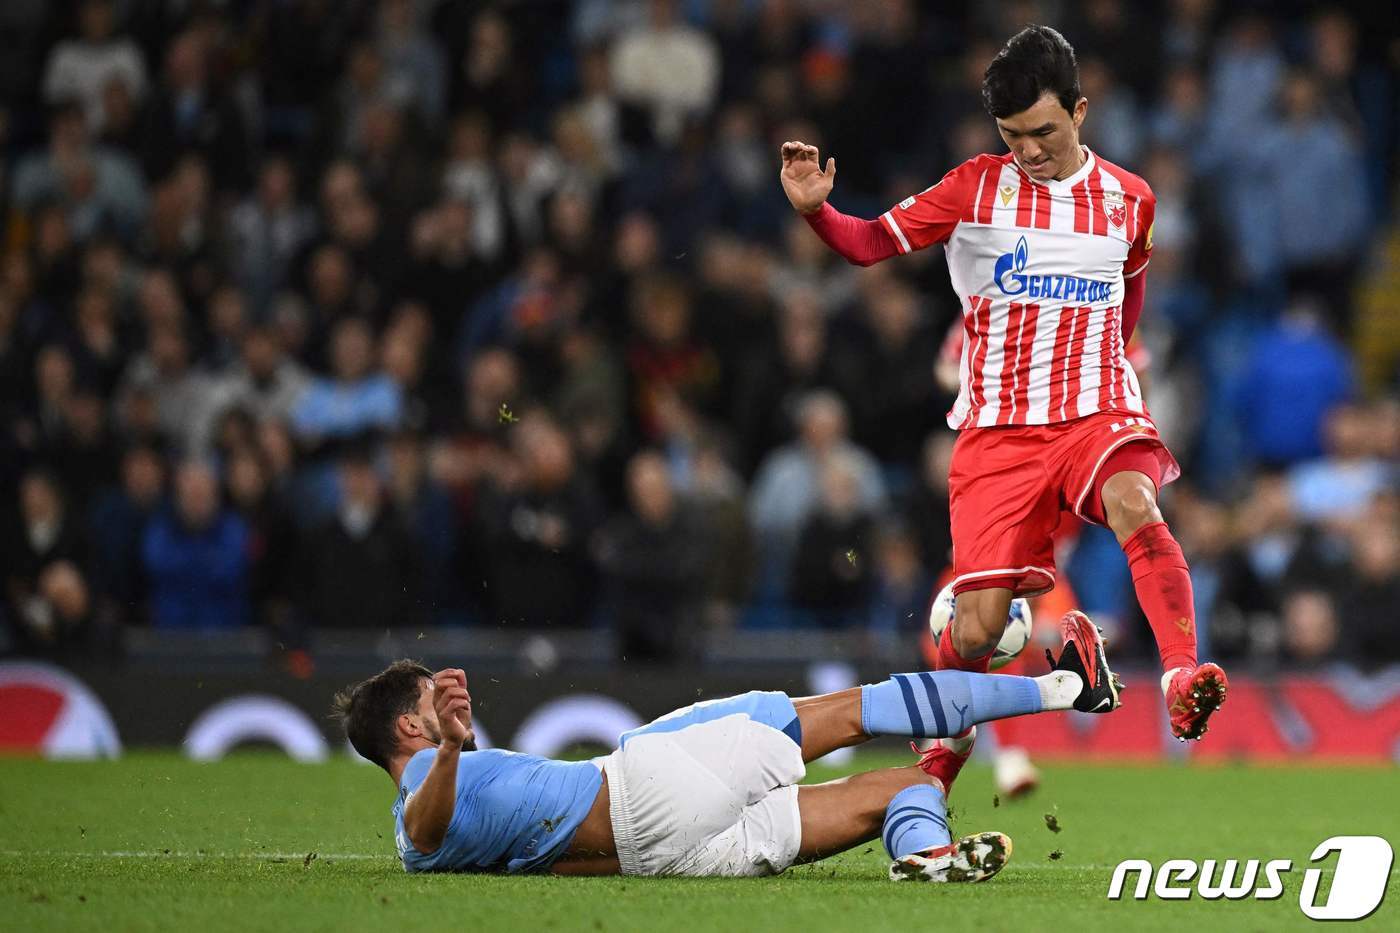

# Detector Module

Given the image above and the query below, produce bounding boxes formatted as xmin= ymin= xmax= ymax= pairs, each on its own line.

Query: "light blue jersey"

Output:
xmin=392 ymin=748 xmax=602 ymax=874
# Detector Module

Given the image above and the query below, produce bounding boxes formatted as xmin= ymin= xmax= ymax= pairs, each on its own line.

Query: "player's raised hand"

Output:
xmin=432 ymin=668 xmax=472 ymax=749
xmin=780 ymin=141 xmax=835 ymax=215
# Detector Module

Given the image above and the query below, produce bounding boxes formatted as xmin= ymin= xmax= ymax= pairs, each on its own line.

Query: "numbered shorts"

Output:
xmin=949 ymin=411 xmax=1180 ymax=598
xmin=600 ymin=691 xmax=806 ymax=877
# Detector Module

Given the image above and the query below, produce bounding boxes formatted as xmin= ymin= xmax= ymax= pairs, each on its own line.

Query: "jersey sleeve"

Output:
xmin=1125 ymin=189 xmax=1155 ymax=279
xmin=880 ymin=158 xmax=981 ymax=253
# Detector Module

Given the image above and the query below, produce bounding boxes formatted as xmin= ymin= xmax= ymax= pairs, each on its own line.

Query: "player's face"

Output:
xmin=995 ymin=92 xmax=1087 ymax=182
xmin=415 ymin=678 xmax=443 ymax=744
xmin=413 ymin=675 xmax=477 ymax=750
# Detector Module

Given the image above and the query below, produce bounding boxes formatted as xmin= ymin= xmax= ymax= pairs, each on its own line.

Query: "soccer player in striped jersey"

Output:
xmin=336 ymin=616 xmax=1116 ymax=881
xmin=779 ymin=25 xmax=1226 ymax=742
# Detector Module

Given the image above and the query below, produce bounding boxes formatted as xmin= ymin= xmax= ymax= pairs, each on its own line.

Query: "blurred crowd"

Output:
xmin=1 ymin=0 xmax=1396 ymax=671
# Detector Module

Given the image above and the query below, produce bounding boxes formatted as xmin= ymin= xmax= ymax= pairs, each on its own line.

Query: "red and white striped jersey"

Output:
xmin=881 ymin=147 xmax=1155 ymax=429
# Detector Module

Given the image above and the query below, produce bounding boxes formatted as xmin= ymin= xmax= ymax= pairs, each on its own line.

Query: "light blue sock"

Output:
xmin=860 ymin=671 xmax=1043 ymax=737
xmin=883 ymin=784 xmax=951 ymax=859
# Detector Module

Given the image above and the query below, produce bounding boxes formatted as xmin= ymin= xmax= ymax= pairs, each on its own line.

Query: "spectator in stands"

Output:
xmin=472 ymin=411 xmax=604 ymax=627
xmin=450 ymin=9 xmax=532 ymax=136
xmin=729 ymin=286 xmax=839 ymax=472
xmin=41 ymin=0 xmax=147 ymax=133
xmin=1288 ymin=402 xmax=1395 ymax=528
xmin=1336 ymin=505 xmax=1400 ymax=669
xmin=298 ymin=446 xmax=423 ymax=630
xmin=789 ymin=452 xmax=879 ymax=628
xmin=204 ymin=285 xmax=249 ymax=373
xmin=625 ymin=274 xmax=722 ymax=443
xmin=1279 ymin=588 xmax=1340 ymax=667
xmin=901 ymin=431 xmax=956 ymax=577
xmin=228 ymin=156 xmax=316 ymax=315
xmin=40 ymin=387 xmax=120 ymax=513
xmin=11 ymin=99 xmax=146 ymax=241
xmin=225 ymin=444 xmax=297 ymax=636
xmin=291 ymin=318 xmax=402 ymax=450
xmin=72 ymin=282 xmax=125 ymax=396
xmin=609 ymin=0 xmax=720 ymax=146
xmin=750 ymin=391 xmax=887 ymax=590
xmin=2 ymin=470 xmax=92 ymax=652
xmin=1076 ymin=57 xmax=1142 ymax=166
xmin=1257 ymin=70 xmax=1370 ymax=317
xmin=386 ymin=428 xmax=457 ymax=621
xmin=204 ymin=325 xmax=310 ymax=442
xmin=141 ymin=30 xmax=250 ymax=192
xmin=685 ymin=437 xmax=753 ymax=630
xmin=1146 ymin=65 xmax=1208 ymax=162
xmin=595 ymin=450 xmax=706 ymax=660
xmin=117 ymin=323 xmax=214 ymax=454
xmin=868 ymin=520 xmax=935 ymax=643
xmin=141 ymin=460 xmax=249 ymax=630
xmin=837 ymin=277 xmax=944 ymax=466
xmin=24 ymin=344 xmax=80 ymax=454
xmin=1232 ymin=302 xmax=1354 ymax=468
xmin=375 ymin=0 xmax=447 ymax=128
xmin=1168 ymin=486 xmax=1275 ymax=662
xmin=89 ymin=443 xmax=165 ymax=630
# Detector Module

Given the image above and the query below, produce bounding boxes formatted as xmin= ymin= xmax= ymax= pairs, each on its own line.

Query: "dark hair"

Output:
xmin=332 ymin=659 xmax=432 ymax=770
xmin=982 ymin=25 xmax=1081 ymax=118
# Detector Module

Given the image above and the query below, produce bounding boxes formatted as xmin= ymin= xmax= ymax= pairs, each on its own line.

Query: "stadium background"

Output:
xmin=1 ymin=0 xmax=1398 ymax=767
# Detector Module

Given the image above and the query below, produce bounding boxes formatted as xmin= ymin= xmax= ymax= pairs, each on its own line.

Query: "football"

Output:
xmin=927 ymin=583 xmax=1033 ymax=669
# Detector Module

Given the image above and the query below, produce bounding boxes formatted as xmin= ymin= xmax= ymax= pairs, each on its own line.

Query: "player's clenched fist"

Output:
xmin=779 ymin=140 xmax=836 ymax=215
xmin=432 ymin=668 xmax=473 ymax=749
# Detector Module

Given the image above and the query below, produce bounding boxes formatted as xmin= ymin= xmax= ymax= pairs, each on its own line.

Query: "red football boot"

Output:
xmin=1162 ymin=663 xmax=1228 ymax=740
xmin=1046 ymin=610 xmax=1123 ymax=713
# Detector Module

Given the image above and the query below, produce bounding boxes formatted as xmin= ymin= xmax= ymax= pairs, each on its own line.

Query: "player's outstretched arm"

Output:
xmin=402 ymin=669 xmax=472 ymax=855
xmin=779 ymin=141 xmax=899 ymax=267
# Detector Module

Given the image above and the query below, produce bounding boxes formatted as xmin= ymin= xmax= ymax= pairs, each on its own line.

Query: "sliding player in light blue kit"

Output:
xmin=334 ymin=614 xmax=1120 ymax=882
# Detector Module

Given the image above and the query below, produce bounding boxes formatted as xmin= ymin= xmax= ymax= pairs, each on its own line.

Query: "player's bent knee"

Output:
xmin=1104 ymin=477 xmax=1161 ymax=533
xmin=951 ymin=599 xmax=1004 ymax=657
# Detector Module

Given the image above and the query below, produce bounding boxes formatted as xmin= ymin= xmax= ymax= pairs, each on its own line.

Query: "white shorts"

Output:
xmin=600 ymin=713 xmax=806 ymax=877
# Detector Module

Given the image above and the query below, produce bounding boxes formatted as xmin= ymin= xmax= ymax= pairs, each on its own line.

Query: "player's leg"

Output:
xmin=1098 ymin=464 xmax=1196 ymax=667
xmin=791 ymin=643 xmax=1118 ymax=764
xmin=1078 ymin=436 xmax=1228 ymax=740
xmin=938 ymin=426 xmax=1059 ymax=675
xmin=795 ymin=766 xmax=1011 ymax=882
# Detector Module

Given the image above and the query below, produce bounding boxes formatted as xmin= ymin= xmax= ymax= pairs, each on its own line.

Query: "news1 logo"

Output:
xmin=1107 ymin=836 xmax=1394 ymax=921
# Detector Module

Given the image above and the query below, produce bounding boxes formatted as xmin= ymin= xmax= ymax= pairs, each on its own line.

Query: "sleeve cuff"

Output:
xmin=880 ymin=211 xmax=912 ymax=253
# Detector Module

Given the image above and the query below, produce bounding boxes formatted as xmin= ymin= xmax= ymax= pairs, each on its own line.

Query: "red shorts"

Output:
xmin=948 ymin=411 xmax=1181 ymax=598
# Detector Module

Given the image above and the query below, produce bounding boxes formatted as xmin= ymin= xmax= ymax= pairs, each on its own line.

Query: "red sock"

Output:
xmin=935 ymin=620 xmax=993 ymax=674
xmin=1121 ymin=521 xmax=1198 ymax=673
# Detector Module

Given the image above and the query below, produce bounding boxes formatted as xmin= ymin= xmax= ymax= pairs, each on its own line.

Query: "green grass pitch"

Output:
xmin=2 ymin=752 xmax=1396 ymax=932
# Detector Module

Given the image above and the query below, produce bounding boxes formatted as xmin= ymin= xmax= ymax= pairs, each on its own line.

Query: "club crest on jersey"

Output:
xmin=994 ymin=236 xmax=1114 ymax=303
xmin=1105 ymin=189 xmax=1126 ymax=228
